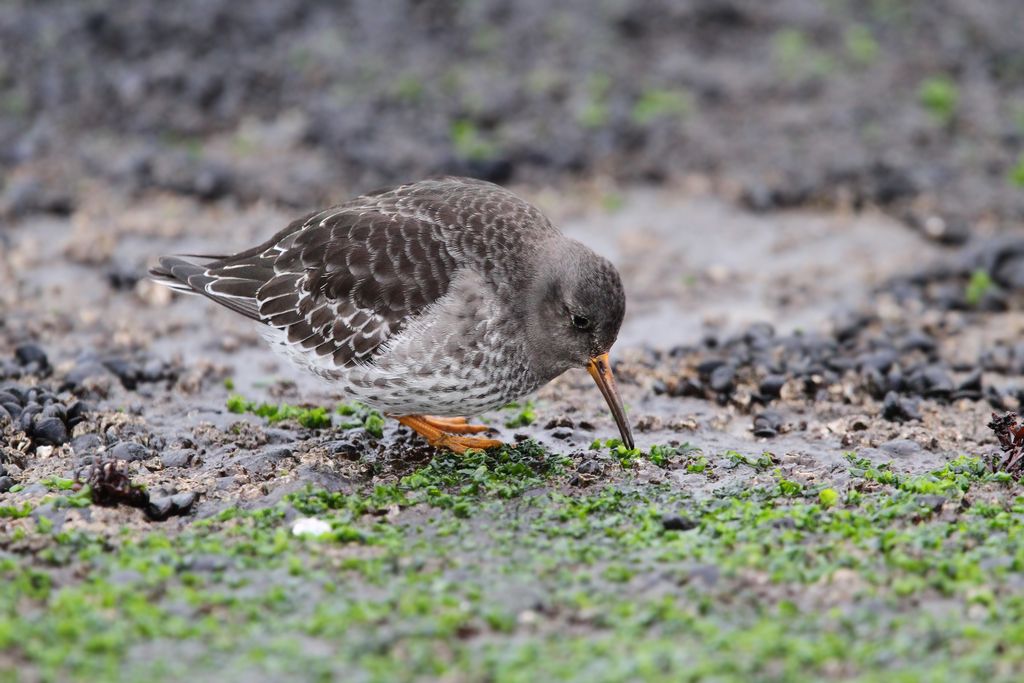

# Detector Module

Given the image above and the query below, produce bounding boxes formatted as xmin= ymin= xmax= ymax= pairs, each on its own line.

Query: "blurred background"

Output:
xmin=2 ymin=0 xmax=1023 ymax=232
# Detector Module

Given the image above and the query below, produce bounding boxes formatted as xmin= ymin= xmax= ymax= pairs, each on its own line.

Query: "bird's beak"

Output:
xmin=587 ymin=352 xmax=634 ymax=449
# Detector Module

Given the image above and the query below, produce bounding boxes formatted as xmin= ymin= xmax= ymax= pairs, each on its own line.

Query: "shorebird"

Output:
xmin=151 ymin=177 xmax=633 ymax=453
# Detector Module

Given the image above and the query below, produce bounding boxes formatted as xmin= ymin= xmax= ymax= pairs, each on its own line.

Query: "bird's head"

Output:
xmin=525 ymin=239 xmax=633 ymax=448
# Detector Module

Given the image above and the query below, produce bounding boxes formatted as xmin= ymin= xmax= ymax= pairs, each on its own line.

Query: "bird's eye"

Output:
xmin=571 ymin=314 xmax=592 ymax=331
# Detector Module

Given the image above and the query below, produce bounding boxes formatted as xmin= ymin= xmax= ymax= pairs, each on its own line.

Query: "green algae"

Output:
xmin=4 ymin=445 xmax=1024 ymax=682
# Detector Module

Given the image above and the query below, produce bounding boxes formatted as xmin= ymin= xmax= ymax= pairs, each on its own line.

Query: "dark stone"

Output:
xmin=161 ymin=450 xmax=192 ymax=468
xmin=887 ymin=366 xmax=904 ymax=392
xmin=146 ymin=496 xmax=174 ymax=520
xmin=544 ymin=416 xmax=574 ymax=429
xmin=41 ymin=403 xmax=66 ymax=421
xmin=758 ymin=374 xmax=787 ymax=399
xmin=170 ymin=492 xmax=197 ymax=511
xmin=752 ymin=410 xmax=783 ymax=438
xmin=103 ymin=358 xmax=140 ymax=389
xmin=957 ymin=370 xmax=983 ymax=393
xmin=1 ymin=177 xmax=73 ymax=216
xmin=696 ymin=359 xmax=727 ymax=379
xmin=0 ymin=476 xmax=14 ymax=493
xmin=577 ymin=459 xmax=603 ymax=475
xmin=858 ymin=350 xmax=897 ymax=373
xmin=995 ymin=255 xmax=1024 ymax=290
xmin=262 ymin=446 xmax=294 ymax=460
xmin=882 ymin=391 xmax=922 ymax=422
xmin=18 ymin=402 xmax=41 ymax=431
xmin=915 ymin=494 xmax=947 ymax=513
xmin=66 ymin=401 xmax=90 ymax=427
xmin=708 ymin=365 xmax=735 ymax=394
xmin=879 ymin=439 xmax=921 ymax=457
xmin=71 ymin=433 xmax=103 ymax=454
xmin=328 ymin=440 xmax=360 ymax=460
xmin=661 ymin=514 xmax=699 ymax=531
xmin=63 ymin=362 xmax=112 ymax=389
xmin=900 ymin=332 xmax=937 ymax=354
xmin=1 ymin=402 xmax=21 ymax=421
xmin=862 ymin=366 xmax=888 ymax=400
xmin=238 ymin=445 xmax=296 ymax=475
xmin=906 ymin=364 xmax=954 ymax=398
xmin=263 ymin=428 xmax=296 ymax=444
xmin=140 ymin=359 xmax=168 ymax=383
xmin=109 ymin=441 xmax=151 ymax=461
xmin=986 ymin=386 xmax=1008 ymax=411
xmin=32 ymin=417 xmax=69 ymax=446
xmin=668 ymin=378 xmax=703 ymax=398
xmin=0 ymin=385 xmax=26 ymax=403
xmin=746 ymin=322 xmax=776 ymax=338
xmin=106 ymin=266 xmax=141 ymax=291
xmin=977 ymin=289 xmax=1009 ymax=312
xmin=15 ymin=344 xmax=49 ymax=373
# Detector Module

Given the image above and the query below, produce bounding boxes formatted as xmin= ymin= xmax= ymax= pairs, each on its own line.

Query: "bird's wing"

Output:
xmin=154 ymin=204 xmax=460 ymax=368
xmin=150 ymin=177 xmax=551 ymax=368
xmin=256 ymin=206 xmax=460 ymax=367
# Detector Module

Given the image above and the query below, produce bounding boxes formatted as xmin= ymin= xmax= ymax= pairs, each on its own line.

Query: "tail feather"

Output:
xmin=150 ymin=256 xmax=263 ymax=321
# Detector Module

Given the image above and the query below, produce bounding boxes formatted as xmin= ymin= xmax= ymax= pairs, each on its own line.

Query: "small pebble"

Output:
xmin=882 ymin=391 xmax=922 ymax=422
xmin=170 ymin=492 xmax=197 ymax=511
xmin=879 ymin=439 xmax=921 ymax=457
xmin=32 ymin=417 xmax=69 ymax=446
xmin=161 ymin=450 xmax=192 ymax=468
xmin=708 ymin=365 xmax=735 ymax=394
xmin=146 ymin=496 xmax=175 ymax=520
xmin=292 ymin=517 xmax=332 ymax=538
xmin=758 ymin=374 xmax=787 ymax=400
xmin=661 ymin=514 xmax=699 ymax=531
xmin=752 ymin=410 xmax=783 ymax=438
xmin=109 ymin=442 xmax=151 ymax=462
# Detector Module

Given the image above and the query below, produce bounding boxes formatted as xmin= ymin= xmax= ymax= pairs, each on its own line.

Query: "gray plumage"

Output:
xmin=151 ymin=177 xmax=627 ymax=418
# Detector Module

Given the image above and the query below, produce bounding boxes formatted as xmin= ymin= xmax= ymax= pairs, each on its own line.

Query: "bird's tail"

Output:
xmin=149 ymin=256 xmax=213 ymax=296
xmin=149 ymin=254 xmax=265 ymax=321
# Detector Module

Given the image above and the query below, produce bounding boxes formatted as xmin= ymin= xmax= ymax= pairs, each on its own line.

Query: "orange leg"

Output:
xmin=420 ymin=415 xmax=490 ymax=434
xmin=396 ymin=415 xmax=502 ymax=454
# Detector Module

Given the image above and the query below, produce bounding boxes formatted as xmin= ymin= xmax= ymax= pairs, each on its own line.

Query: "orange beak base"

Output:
xmin=587 ymin=353 xmax=634 ymax=449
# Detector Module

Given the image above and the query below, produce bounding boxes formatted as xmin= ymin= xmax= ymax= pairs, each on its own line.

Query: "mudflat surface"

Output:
xmin=4 ymin=1 xmax=1024 ymax=681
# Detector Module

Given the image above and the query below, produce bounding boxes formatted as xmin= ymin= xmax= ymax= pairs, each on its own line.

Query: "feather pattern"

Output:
xmin=150 ymin=177 xmax=560 ymax=415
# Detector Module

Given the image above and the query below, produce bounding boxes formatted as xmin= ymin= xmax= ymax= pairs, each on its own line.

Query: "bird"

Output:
xmin=151 ymin=177 xmax=633 ymax=454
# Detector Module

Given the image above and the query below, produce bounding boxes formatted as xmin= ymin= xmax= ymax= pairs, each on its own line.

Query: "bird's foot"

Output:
xmin=420 ymin=415 xmax=491 ymax=434
xmin=396 ymin=415 xmax=502 ymax=454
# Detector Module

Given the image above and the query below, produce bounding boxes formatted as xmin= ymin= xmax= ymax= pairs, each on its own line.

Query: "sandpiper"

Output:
xmin=151 ymin=177 xmax=633 ymax=453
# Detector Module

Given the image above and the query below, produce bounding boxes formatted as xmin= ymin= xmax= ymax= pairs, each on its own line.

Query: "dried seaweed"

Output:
xmin=84 ymin=459 xmax=150 ymax=509
xmin=987 ymin=412 xmax=1024 ymax=477
xmin=81 ymin=458 xmax=195 ymax=521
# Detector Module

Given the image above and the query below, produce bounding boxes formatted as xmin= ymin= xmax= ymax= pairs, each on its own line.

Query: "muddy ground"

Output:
xmin=4 ymin=2 xmax=1024 ymax=682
